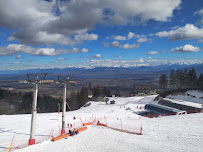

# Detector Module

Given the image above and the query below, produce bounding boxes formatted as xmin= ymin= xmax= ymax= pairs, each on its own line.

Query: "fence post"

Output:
xmin=7 ymin=135 xmax=14 ymax=152
xmin=140 ymin=122 xmax=143 ymax=135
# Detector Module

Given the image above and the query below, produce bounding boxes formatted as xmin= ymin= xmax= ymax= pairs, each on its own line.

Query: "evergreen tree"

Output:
xmin=188 ymin=68 xmax=197 ymax=88
xmin=68 ymin=92 xmax=79 ymax=110
xmin=78 ymin=87 xmax=88 ymax=107
xmin=93 ymin=84 xmax=101 ymax=97
xmin=175 ymin=68 xmax=180 ymax=89
xmin=183 ymin=68 xmax=189 ymax=89
xmin=198 ymin=73 xmax=203 ymax=90
xmin=88 ymin=82 xmax=92 ymax=91
xmin=178 ymin=70 xmax=184 ymax=89
xmin=159 ymin=74 xmax=168 ymax=90
xmin=170 ymin=69 xmax=175 ymax=89
xmin=102 ymin=87 xmax=111 ymax=96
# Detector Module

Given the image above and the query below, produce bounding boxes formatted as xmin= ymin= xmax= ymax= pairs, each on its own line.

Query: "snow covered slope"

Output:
xmin=0 ymin=95 xmax=202 ymax=152
xmin=167 ymin=90 xmax=203 ymax=105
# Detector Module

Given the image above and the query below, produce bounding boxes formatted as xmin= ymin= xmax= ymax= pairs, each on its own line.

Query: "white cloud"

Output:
xmin=0 ymin=0 xmax=181 ymax=46
xmin=139 ymin=58 xmax=144 ymax=63
xmin=111 ymin=41 xmax=121 ymax=47
xmin=170 ymin=44 xmax=201 ymax=53
xmin=58 ymin=57 xmax=64 ymax=60
xmin=15 ymin=55 xmax=22 ymax=59
xmin=122 ymin=43 xmax=139 ymax=49
xmin=95 ymin=54 xmax=102 ymax=58
xmin=148 ymin=57 xmax=152 ymax=59
xmin=147 ymin=51 xmax=158 ymax=55
xmin=128 ymin=32 xmax=135 ymax=39
xmin=127 ymin=32 xmax=147 ymax=40
xmin=87 ymin=54 xmax=102 ymax=58
xmin=114 ymin=36 xmax=126 ymax=40
xmin=0 ymin=44 xmax=89 ymax=56
xmin=13 ymin=62 xmax=21 ymax=64
xmin=74 ymin=33 xmax=98 ymax=42
xmin=85 ymin=58 xmax=203 ymax=68
xmin=195 ymin=9 xmax=203 ymax=24
xmin=156 ymin=24 xmax=203 ymax=41
xmin=111 ymin=41 xmax=139 ymax=49
xmin=81 ymin=48 xmax=89 ymax=53
xmin=137 ymin=37 xmax=148 ymax=43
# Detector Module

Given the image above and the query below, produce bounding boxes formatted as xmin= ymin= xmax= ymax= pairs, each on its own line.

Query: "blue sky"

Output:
xmin=0 ymin=0 xmax=203 ymax=70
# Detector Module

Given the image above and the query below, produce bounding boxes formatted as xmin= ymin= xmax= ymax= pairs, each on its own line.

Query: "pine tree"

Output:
xmin=179 ymin=70 xmax=184 ymax=89
xmin=93 ymin=84 xmax=101 ymax=97
xmin=183 ymin=68 xmax=189 ymax=89
xmin=88 ymin=82 xmax=92 ymax=91
xmin=175 ymin=68 xmax=180 ymax=89
xmin=198 ymin=73 xmax=203 ymax=90
xmin=159 ymin=74 xmax=168 ymax=90
xmin=78 ymin=87 xmax=88 ymax=107
xmin=188 ymin=68 xmax=197 ymax=89
xmin=170 ymin=69 xmax=175 ymax=89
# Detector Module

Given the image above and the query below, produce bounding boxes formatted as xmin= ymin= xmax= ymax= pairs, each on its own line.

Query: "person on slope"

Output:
xmin=74 ymin=128 xmax=79 ymax=134
xmin=69 ymin=130 xmax=73 ymax=136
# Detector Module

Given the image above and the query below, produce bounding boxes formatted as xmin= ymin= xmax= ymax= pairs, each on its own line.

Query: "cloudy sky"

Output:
xmin=0 ymin=0 xmax=203 ymax=70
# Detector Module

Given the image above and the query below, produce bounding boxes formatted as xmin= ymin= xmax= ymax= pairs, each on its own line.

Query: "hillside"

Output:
xmin=166 ymin=90 xmax=203 ymax=104
xmin=0 ymin=95 xmax=202 ymax=152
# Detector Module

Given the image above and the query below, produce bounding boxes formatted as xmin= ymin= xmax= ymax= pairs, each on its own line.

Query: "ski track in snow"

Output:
xmin=0 ymin=95 xmax=202 ymax=152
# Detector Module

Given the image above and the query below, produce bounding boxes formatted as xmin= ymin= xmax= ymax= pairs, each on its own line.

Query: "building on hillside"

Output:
xmin=134 ymin=86 xmax=157 ymax=96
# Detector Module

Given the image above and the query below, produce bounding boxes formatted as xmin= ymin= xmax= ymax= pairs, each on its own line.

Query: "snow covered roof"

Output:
xmin=163 ymin=98 xmax=202 ymax=109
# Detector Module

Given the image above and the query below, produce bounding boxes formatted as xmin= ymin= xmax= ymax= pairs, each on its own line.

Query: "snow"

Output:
xmin=167 ymin=90 xmax=203 ymax=105
xmin=0 ymin=95 xmax=203 ymax=152
xmin=163 ymin=98 xmax=202 ymax=109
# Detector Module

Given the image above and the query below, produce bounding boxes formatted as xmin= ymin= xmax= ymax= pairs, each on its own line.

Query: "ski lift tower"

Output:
xmin=57 ymin=76 xmax=76 ymax=135
xmin=18 ymin=73 xmax=53 ymax=146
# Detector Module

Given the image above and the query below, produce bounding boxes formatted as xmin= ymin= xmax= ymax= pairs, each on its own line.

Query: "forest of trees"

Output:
xmin=159 ymin=68 xmax=203 ymax=91
xmin=0 ymin=89 xmax=61 ymax=114
xmin=67 ymin=83 xmax=111 ymax=110
xmin=88 ymin=83 xmax=111 ymax=97
xmin=0 ymin=83 xmax=111 ymax=114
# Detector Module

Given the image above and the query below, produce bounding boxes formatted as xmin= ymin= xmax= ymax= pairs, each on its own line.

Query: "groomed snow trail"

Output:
xmin=16 ymin=113 xmax=203 ymax=152
xmin=0 ymin=95 xmax=203 ymax=152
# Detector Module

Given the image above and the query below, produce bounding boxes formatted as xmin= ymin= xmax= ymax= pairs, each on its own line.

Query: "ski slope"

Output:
xmin=167 ymin=90 xmax=203 ymax=104
xmin=0 ymin=95 xmax=202 ymax=152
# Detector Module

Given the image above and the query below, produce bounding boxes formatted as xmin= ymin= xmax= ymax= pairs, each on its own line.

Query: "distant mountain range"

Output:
xmin=0 ymin=64 xmax=202 ymax=80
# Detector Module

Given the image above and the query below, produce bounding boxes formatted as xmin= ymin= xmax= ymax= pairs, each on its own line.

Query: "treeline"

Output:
xmin=0 ymin=89 xmax=61 ymax=114
xmin=67 ymin=87 xmax=88 ymax=110
xmin=159 ymin=68 xmax=203 ymax=91
xmin=0 ymin=87 xmax=89 ymax=114
xmin=88 ymin=83 xmax=111 ymax=97
xmin=0 ymin=83 xmax=111 ymax=114
xmin=66 ymin=83 xmax=111 ymax=110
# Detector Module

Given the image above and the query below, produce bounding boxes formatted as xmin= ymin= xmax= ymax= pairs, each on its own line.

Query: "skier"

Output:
xmin=74 ymin=128 xmax=79 ymax=134
xmin=69 ymin=130 xmax=73 ymax=136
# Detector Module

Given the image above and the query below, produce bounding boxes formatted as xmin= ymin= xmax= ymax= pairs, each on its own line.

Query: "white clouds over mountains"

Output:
xmin=0 ymin=0 xmax=181 ymax=46
xmin=156 ymin=24 xmax=203 ymax=41
xmin=170 ymin=44 xmax=201 ymax=53
xmin=0 ymin=44 xmax=89 ymax=56
xmin=86 ymin=58 xmax=203 ymax=68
